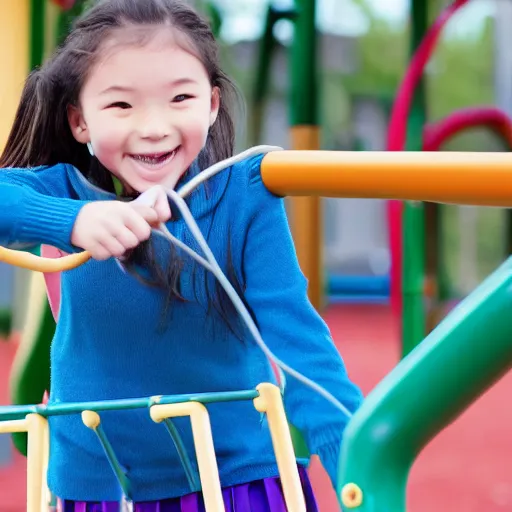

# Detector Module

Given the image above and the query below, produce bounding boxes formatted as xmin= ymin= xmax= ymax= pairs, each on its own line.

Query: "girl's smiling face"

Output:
xmin=68 ymin=26 xmax=220 ymax=193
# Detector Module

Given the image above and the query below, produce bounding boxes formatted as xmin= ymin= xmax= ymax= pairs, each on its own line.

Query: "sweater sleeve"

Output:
xmin=241 ymin=156 xmax=364 ymax=488
xmin=0 ymin=164 xmax=89 ymax=252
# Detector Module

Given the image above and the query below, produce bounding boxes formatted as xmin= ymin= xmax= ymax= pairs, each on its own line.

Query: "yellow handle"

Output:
xmin=0 ymin=246 xmax=91 ymax=272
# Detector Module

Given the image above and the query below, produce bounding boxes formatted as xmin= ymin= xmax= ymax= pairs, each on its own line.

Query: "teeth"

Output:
xmin=133 ymin=149 xmax=177 ymax=165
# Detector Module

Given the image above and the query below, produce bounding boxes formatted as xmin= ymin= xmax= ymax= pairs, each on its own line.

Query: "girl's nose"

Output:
xmin=138 ymin=113 xmax=171 ymax=140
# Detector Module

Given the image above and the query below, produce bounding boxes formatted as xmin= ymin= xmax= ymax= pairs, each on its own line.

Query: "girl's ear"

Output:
xmin=67 ymin=104 xmax=89 ymax=144
xmin=209 ymin=86 xmax=220 ymax=127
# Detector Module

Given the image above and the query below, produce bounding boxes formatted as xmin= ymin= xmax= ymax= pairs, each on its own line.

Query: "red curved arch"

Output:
xmin=423 ymin=107 xmax=512 ymax=151
xmin=387 ymin=0 xmax=470 ymax=323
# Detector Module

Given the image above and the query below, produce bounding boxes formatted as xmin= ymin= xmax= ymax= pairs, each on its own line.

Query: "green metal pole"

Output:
xmin=288 ymin=0 xmax=323 ymax=312
xmin=290 ymin=0 xmax=317 ymax=127
xmin=30 ymin=0 xmax=46 ymax=69
xmin=0 ymin=311 xmax=11 ymax=337
xmin=401 ymin=0 xmax=428 ymax=357
xmin=56 ymin=0 xmax=87 ymax=45
xmin=436 ymin=207 xmax=452 ymax=299
xmin=337 ymin=257 xmax=512 ymax=511
xmin=251 ymin=7 xmax=282 ymax=146
xmin=287 ymin=0 xmax=320 ymax=460
xmin=505 ymin=210 xmax=512 ymax=256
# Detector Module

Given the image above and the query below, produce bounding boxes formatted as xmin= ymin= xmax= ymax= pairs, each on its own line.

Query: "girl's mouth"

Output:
xmin=129 ymin=147 xmax=179 ymax=170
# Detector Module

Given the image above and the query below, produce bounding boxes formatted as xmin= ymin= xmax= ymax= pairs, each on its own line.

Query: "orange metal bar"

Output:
xmin=261 ymin=150 xmax=512 ymax=206
xmin=5 ymin=149 xmax=512 ymax=274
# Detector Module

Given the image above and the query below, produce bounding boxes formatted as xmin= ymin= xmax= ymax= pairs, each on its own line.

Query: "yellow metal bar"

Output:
xmin=0 ymin=0 xmax=29 ymax=151
xmin=26 ymin=414 xmax=47 ymax=512
xmin=0 ymin=246 xmax=90 ymax=272
xmin=150 ymin=402 xmax=224 ymax=512
xmin=253 ymin=383 xmax=307 ymax=512
xmin=40 ymin=417 xmax=50 ymax=512
xmin=0 ymin=418 xmax=31 ymax=434
xmin=261 ymin=150 xmax=512 ymax=206
xmin=288 ymin=127 xmax=323 ymax=311
xmin=0 ymin=414 xmax=48 ymax=512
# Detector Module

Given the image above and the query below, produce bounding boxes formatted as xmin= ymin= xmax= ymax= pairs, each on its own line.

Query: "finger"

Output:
xmin=89 ymin=241 xmax=115 ymax=261
xmin=135 ymin=186 xmax=160 ymax=208
xmin=97 ymin=233 xmax=129 ymax=259
xmin=114 ymin=226 xmax=140 ymax=250
xmin=123 ymin=207 xmax=153 ymax=241
xmin=129 ymin=204 xmax=159 ymax=224
xmin=102 ymin=214 xmax=150 ymax=244
xmin=153 ymin=191 xmax=172 ymax=222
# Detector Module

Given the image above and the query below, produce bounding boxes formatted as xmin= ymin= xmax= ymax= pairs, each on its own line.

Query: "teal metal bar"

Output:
xmin=94 ymin=422 xmax=132 ymax=499
xmin=163 ymin=419 xmax=200 ymax=491
xmin=337 ymin=256 xmax=512 ymax=511
xmin=0 ymin=389 xmax=259 ymax=422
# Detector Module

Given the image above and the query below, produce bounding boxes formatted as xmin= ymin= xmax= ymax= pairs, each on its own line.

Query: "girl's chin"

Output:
xmin=124 ymin=175 xmax=182 ymax=194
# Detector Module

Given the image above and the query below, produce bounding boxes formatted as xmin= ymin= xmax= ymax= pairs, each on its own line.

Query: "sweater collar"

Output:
xmin=65 ymin=159 xmax=231 ymax=222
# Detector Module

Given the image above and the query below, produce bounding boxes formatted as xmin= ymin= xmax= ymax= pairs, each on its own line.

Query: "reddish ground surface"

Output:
xmin=0 ymin=304 xmax=511 ymax=511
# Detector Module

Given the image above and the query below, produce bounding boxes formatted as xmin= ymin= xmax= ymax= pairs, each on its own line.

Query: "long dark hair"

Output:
xmin=0 ymin=0 xmax=248 ymax=335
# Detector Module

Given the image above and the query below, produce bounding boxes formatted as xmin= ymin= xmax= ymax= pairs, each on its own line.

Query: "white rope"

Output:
xmin=125 ymin=146 xmax=353 ymax=419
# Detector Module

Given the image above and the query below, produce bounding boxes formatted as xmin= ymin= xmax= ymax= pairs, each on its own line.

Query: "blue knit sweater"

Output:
xmin=0 ymin=154 xmax=363 ymax=502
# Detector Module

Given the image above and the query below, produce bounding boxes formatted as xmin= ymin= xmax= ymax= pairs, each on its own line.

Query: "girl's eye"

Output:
xmin=107 ymin=102 xmax=132 ymax=109
xmin=173 ymin=94 xmax=193 ymax=103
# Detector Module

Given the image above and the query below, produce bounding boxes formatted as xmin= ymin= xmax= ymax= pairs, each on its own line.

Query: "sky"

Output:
xmin=212 ymin=0 xmax=496 ymax=42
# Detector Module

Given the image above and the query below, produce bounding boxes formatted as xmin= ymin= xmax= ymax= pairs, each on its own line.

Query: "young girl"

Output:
xmin=0 ymin=0 xmax=363 ymax=510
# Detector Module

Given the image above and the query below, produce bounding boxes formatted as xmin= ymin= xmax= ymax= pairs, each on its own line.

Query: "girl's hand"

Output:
xmin=71 ymin=195 xmax=170 ymax=260
xmin=132 ymin=185 xmax=172 ymax=227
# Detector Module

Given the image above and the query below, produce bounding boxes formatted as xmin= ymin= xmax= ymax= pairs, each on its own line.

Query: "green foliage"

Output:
xmin=344 ymin=18 xmax=408 ymax=99
xmin=342 ymin=4 xmax=496 ymax=151
xmin=428 ymin=18 xmax=495 ymax=120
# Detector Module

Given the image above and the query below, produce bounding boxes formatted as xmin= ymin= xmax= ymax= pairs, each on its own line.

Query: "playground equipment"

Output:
xmin=3 ymin=148 xmax=512 ymax=511
xmin=251 ymin=0 xmax=512 ymax=324
xmin=253 ymin=1 xmax=391 ymax=306
xmin=388 ymin=0 xmax=512 ymax=357
xmin=0 ymin=383 xmax=304 ymax=512
xmin=338 ymin=256 xmax=512 ymax=512
xmin=4 ymin=1 xmax=512 ymax=510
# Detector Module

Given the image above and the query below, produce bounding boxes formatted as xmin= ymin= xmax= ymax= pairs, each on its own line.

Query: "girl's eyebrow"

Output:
xmin=100 ymin=78 xmax=198 ymax=95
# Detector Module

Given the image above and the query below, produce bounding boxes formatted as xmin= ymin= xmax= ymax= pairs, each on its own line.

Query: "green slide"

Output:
xmin=336 ymin=256 xmax=512 ymax=511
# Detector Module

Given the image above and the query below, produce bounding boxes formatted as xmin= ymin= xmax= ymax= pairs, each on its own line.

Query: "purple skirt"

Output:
xmin=58 ymin=467 xmax=318 ymax=511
